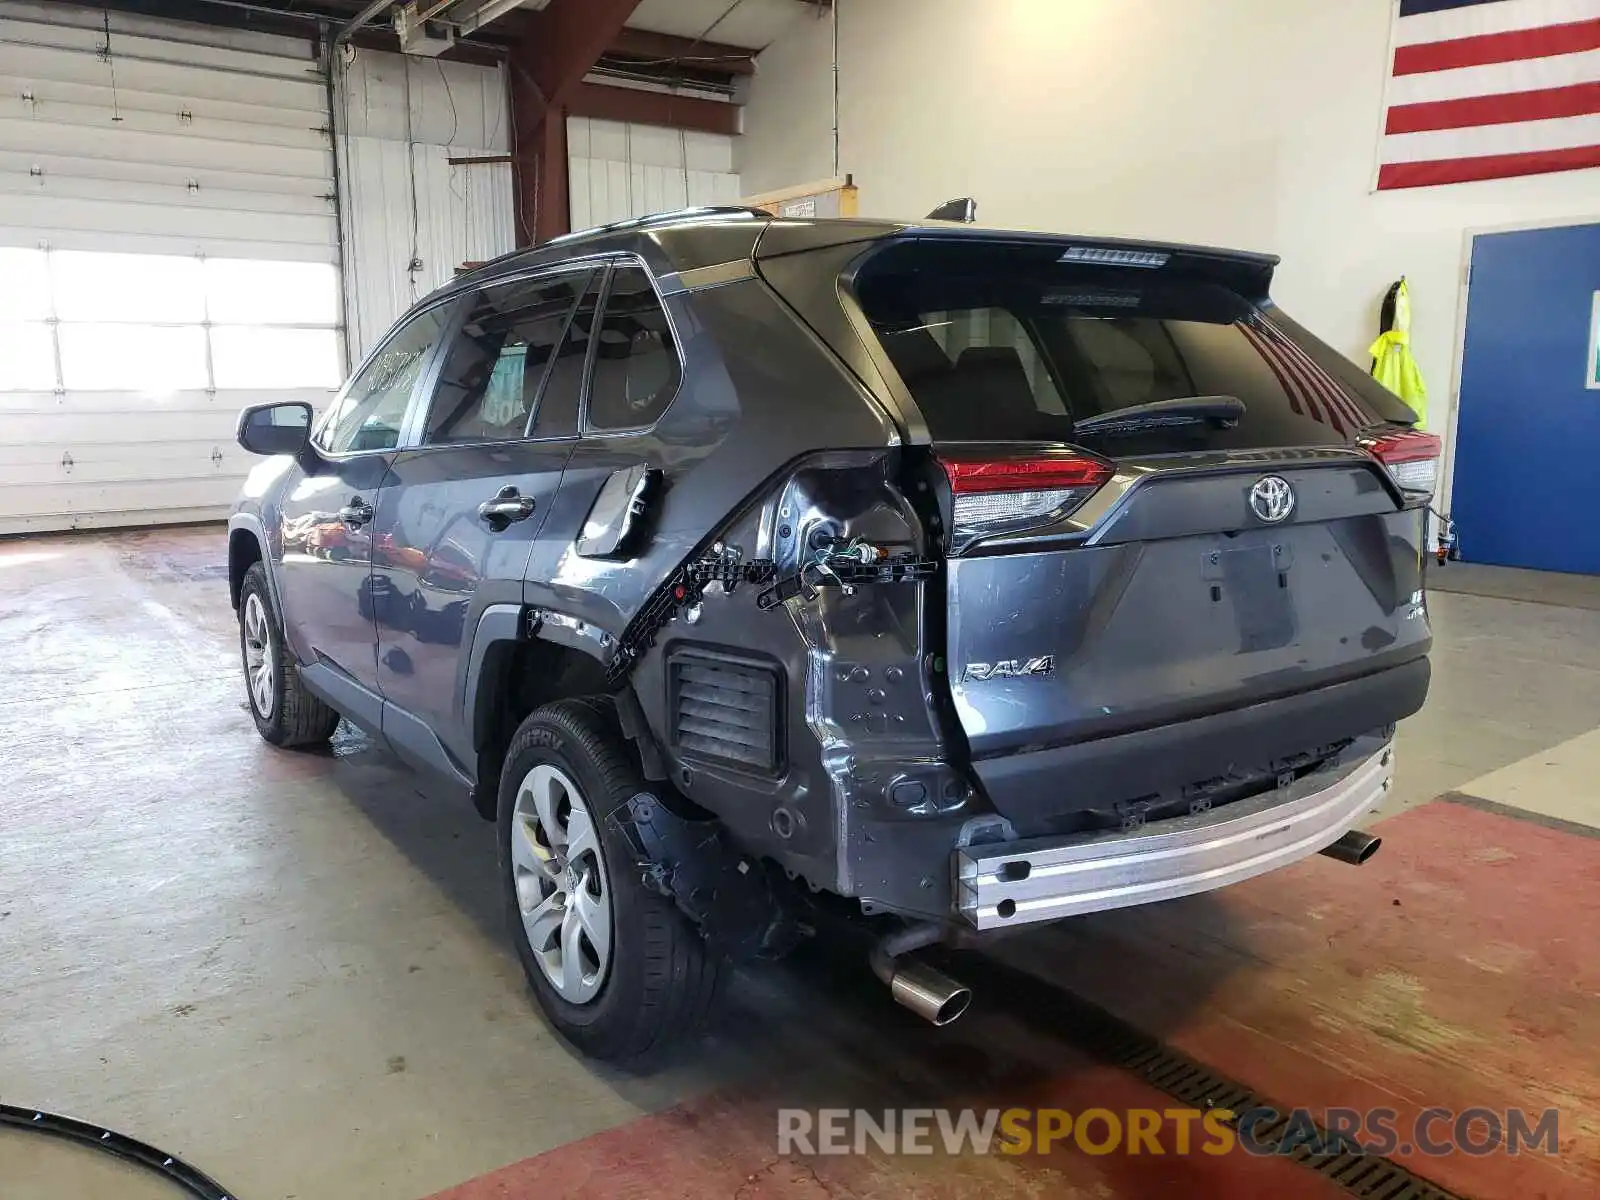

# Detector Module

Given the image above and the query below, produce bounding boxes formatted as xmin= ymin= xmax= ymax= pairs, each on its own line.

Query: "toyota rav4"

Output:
xmin=228 ymin=207 xmax=1433 ymax=1063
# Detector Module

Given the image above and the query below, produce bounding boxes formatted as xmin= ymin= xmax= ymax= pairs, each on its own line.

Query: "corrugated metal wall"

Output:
xmin=335 ymin=49 xmax=514 ymax=360
xmin=568 ymin=115 xmax=740 ymax=230
xmin=0 ymin=1 xmax=339 ymax=534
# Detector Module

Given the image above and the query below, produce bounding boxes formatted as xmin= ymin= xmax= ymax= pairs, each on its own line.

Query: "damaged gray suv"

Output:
xmin=228 ymin=207 xmax=1433 ymax=1062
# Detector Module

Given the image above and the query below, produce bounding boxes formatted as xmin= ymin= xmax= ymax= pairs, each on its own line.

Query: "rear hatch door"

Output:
xmin=849 ymin=236 xmax=1435 ymax=831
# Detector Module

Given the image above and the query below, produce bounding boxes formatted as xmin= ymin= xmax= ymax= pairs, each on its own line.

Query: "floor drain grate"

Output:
xmin=1078 ymin=997 xmax=1465 ymax=1199
xmin=961 ymin=956 xmax=1472 ymax=1200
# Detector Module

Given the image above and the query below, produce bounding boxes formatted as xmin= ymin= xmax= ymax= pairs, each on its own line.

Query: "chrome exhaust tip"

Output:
xmin=887 ymin=961 xmax=973 ymax=1026
xmin=869 ymin=923 xmax=973 ymax=1026
xmin=1320 ymin=828 xmax=1382 ymax=866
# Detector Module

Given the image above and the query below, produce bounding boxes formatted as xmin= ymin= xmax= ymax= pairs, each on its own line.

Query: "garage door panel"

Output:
xmin=0 ymin=440 xmax=248 ymax=486
xmin=0 ymin=8 xmax=319 ymax=85
xmin=0 ymin=393 xmax=330 ymax=441
xmin=0 ymin=412 xmax=235 ymax=451
xmin=0 ymin=174 xmax=334 ymax=222
xmin=0 ymin=149 xmax=326 ymax=201
xmin=0 ymin=118 xmax=328 ymax=181
xmin=0 ymin=193 xmax=335 ymax=251
xmin=0 ymin=225 xmax=337 ymax=262
xmin=3 ymin=98 xmax=329 ymax=150
xmin=0 ymin=50 xmax=324 ymax=113
xmin=0 ymin=476 xmax=246 ymax=532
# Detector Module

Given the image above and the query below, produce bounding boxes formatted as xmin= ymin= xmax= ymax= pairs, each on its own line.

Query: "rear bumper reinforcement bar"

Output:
xmin=955 ymin=737 xmax=1393 ymax=930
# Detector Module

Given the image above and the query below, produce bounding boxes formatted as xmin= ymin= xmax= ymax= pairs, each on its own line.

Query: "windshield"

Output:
xmin=854 ymin=240 xmax=1415 ymax=452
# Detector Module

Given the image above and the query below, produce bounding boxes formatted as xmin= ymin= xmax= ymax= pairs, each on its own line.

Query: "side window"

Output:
xmin=316 ymin=304 xmax=450 ymax=454
xmin=423 ymin=270 xmax=592 ymax=445
xmin=533 ymin=272 xmax=605 ymax=438
xmin=585 ymin=266 xmax=681 ymax=432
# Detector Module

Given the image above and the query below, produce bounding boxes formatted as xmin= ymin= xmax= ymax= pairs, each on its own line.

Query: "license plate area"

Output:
xmin=1201 ymin=539 xmax=1296 ymax=652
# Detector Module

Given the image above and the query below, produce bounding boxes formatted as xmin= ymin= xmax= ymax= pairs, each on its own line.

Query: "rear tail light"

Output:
xmin=938 ymin=452 xmax=1114 ymax=543
xmin=1364 ymin=430 xmax=1441 ymax=501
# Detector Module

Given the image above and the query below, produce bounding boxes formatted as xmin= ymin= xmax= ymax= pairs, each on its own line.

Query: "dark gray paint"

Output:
xmin=462 ymin=603 xmax=523 ymax=744
xmin=947 ymin=466 xmax=1429 ymax=766
xmin=369 ymin=439 xmax=569 ymax=770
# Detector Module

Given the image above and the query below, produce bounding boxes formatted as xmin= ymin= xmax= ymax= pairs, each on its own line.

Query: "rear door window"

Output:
xmin=856 ymin=241 xmax=1415 ymax=452
xmin=424 ymin=269 xmax=592 ymax=445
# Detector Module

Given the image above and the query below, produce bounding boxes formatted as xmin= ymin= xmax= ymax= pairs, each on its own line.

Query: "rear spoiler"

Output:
xmin=755 ymin=221 xmax=1281 ymax=302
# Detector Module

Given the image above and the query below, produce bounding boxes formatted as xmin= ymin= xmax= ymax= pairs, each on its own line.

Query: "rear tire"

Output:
xmin=238 ymin=562 xmax=340 ymax=747
xmin=498 ymin=697 xmax=722 ymax=1065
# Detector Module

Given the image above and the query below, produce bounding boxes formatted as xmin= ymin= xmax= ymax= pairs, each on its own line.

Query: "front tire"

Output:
xmin=238 ymin=562 xmax=340 ymax=747
xmin=498 ymin=698 xmax=722 ymax=1065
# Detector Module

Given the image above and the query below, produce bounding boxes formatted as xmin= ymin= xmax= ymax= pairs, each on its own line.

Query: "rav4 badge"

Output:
xmin=961 ymin=656 xmax=1056 ymax=682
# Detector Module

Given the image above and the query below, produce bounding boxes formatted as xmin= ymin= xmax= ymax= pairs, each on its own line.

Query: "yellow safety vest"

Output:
xmin=1369 ymin=279 xmax=1427 ymax=427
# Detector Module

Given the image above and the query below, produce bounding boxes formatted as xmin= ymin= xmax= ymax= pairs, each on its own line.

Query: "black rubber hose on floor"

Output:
xmin=0 ymin=1102 xmax=239 ymax=1199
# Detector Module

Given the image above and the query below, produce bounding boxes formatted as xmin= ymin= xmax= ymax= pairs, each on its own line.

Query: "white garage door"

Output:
xmin=0 ymin=2 xmax=340 ymax=535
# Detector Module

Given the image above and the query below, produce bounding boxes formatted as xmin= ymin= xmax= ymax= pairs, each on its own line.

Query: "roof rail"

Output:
xmin=544 ymin=205 xmax=772 ymax=246
xmin=449 ymin=206 xmax=773 ymax=278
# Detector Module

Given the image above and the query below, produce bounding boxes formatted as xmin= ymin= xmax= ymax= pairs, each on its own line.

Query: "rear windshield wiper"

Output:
xmin=1073 ymin=395 xmax=1245 ymax=436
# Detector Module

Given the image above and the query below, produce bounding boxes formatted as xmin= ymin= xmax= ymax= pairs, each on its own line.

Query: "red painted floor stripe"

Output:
xmin=1030 ymin=798 xmax=1600 ymax=1199
xmin=425 ymin=1050 xmax=1347 ymax=1200
xmin=1378 ymin=143 xmax=1600 ymax=188
xmin=1394 ymin=18 xmax=1600 ymax=75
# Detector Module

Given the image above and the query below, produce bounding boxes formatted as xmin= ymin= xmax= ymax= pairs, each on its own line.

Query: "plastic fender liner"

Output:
xmin=608 ymin=791 xmax=800 ymax=962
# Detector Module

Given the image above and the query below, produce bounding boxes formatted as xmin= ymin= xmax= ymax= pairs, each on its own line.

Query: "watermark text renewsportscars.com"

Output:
xmin=777 ymin=1106 xmax=1560 ymax=1158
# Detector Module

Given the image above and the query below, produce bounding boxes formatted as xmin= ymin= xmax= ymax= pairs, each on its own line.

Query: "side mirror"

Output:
xmin=237 ymin=401 xmax=313 ymax=456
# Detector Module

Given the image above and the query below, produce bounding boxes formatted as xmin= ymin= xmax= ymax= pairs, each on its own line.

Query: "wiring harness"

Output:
xmin=605 ymin=538 xmax=937 ymax=685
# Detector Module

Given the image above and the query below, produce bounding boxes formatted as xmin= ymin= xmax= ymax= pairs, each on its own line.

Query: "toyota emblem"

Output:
xmin=1249 ymin=476 xmax=1296 ymax=524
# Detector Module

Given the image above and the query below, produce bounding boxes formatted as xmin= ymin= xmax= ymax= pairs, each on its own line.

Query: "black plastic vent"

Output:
xmin=669 ymin=649 xmax=783 ymax=774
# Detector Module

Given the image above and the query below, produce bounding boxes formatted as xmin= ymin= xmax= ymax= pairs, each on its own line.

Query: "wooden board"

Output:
xmin=740 ymin=174 xmax=858 ymax=219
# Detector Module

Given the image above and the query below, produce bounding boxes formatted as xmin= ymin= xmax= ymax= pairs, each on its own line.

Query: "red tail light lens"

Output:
xmin=1364 ymin=430 xmax=1441 ymax=500
xmin=938 ymin=452 xmax=1114 ymax=544
xmin=941 ymin=456 xmax=1114 ymax=495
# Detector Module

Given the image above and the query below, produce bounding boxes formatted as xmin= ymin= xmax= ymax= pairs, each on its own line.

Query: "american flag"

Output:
xmin=1378 ymin=0 xmax=1600 ymax=189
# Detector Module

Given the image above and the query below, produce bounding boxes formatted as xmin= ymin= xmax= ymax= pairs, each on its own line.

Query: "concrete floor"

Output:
xmin=3 ymin=526 xmax=1599 ymax=1198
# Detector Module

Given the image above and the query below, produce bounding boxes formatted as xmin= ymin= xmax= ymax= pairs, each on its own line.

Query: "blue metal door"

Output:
xmin=1453 ymin=222 xmax=1600 ymax=574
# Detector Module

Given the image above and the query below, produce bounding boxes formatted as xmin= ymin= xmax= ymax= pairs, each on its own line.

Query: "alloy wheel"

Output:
xmin=242 ymin=592 xmax=275 ymax=719
xmin=509 ymin=763 xmax=612 ymax=1004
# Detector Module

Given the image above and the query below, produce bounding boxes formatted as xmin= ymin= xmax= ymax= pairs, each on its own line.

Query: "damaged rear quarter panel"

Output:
xmin=628 ymin=453 xmax=977 ymax=918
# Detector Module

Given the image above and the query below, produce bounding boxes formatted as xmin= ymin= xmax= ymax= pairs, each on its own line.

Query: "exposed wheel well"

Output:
xmin=228 ymin=529 xmax=263 ymax=610
xmin=469 ymin=637 xmax=617 ymax=820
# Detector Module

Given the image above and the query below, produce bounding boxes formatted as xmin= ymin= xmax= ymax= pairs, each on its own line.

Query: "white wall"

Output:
xmin=335 ymin=49 xmax=515 ymax=359
xmin=568 ymin=115 xmax=741 ymax=230
xmin=740 ymin=0 xmax=1600 ymax=461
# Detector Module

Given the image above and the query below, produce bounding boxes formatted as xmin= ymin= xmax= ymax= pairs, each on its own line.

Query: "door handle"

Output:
xmin=338 ymin=497 xmax=373 ymax=528
xmin=478 ymin=485 xmax=536 ymax=531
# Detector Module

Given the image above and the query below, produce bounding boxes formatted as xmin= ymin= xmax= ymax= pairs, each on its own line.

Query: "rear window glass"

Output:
xmin=855 ymin=241 xmax=1415 ymax=452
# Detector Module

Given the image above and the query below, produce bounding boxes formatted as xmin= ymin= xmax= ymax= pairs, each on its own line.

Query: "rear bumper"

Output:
xmin=954 ymin=734 xmax=1392 ymax=930
xmin=969 ymin=657 xmax=1428 ymax=832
